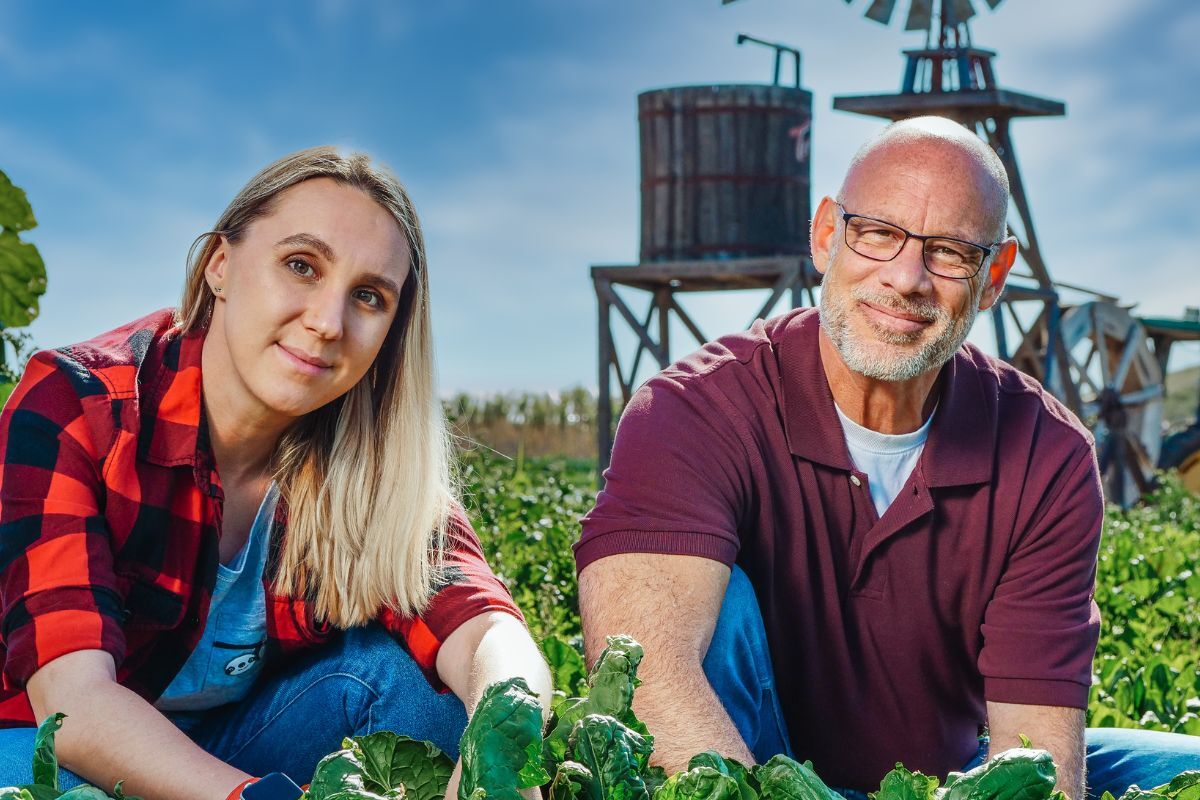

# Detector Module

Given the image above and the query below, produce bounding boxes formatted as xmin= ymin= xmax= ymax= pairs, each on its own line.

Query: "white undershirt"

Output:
xmin=834 ymin=403 xmax=936 ymax=517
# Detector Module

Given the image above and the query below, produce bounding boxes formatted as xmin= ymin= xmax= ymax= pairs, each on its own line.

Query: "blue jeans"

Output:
xmin=703 ymin=566 xmax=1200 ymax=800
xmin=0 ymin=625 xmax=467 ymax=789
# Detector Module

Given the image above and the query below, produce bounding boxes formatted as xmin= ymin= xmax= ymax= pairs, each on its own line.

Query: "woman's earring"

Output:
xmin=212 ymin=286 xmax=223 ymax=295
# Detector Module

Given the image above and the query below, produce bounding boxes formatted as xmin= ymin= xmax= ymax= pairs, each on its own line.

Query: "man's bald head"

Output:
xmin=839 ymin=116 xmax=1011 ymax=241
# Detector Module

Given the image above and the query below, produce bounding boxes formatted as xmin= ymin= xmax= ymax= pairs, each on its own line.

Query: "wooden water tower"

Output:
xmin=594 ymin=37 xmax=819 ymax=471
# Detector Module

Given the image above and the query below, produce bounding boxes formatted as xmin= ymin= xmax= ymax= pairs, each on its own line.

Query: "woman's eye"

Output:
xmin=354 ymin=288 xmax=384 ymax=308
xmin=287 ymin=258 xmax=316 ymax=278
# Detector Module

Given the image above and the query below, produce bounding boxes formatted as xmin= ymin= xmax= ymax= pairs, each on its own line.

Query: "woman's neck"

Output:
xmin=200 ymin=333 xmax=290 ymax=486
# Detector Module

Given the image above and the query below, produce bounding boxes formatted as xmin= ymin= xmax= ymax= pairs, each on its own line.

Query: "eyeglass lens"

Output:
xmin=844 ymin=216 xmax=984 ymax=279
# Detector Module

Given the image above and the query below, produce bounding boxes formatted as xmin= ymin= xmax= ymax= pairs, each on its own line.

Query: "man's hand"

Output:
xmin=986 ymin=702 xmax=1085 ymax=800
xmin=579 ymin=552 xmax=752 ymax=773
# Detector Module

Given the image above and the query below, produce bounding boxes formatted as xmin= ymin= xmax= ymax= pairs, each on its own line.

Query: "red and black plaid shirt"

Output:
xmin=0 ymin=308 xmax=523 ymax=726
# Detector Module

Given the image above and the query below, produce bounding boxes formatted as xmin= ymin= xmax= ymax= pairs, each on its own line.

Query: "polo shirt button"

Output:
xmin=850 ymin=475 xmax=862 ymax=487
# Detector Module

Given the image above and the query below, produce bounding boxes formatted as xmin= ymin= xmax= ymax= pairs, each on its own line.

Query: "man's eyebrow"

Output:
xmin=275 ymin=232 xmax=336 ymax=261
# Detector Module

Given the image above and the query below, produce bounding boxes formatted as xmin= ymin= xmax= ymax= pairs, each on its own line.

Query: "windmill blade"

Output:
xmin=865 ymin=0 xmax=899 ymax=25
xmin=944 ymin=0 xmax=978 ymax=25
xmin=905 ymin=0 xmax=933 ymax=30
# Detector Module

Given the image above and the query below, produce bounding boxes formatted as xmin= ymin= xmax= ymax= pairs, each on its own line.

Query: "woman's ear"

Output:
xmin=203 ymin=235 xmax=230 ymax=295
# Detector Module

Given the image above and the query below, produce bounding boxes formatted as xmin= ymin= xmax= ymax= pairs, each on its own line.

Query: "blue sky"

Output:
xmin=3 ymin=0 xmax=1197 ymax=393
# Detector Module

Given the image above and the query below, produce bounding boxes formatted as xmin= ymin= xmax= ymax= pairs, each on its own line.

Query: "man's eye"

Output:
xmin=287 ymin=259 xmax=316 ymax=278
xmin=862 ymin=227 xmax=901 ymax=242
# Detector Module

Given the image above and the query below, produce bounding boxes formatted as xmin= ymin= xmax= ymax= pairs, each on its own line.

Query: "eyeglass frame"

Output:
xmin=835 ymin=202 xmax=1001 ymax=281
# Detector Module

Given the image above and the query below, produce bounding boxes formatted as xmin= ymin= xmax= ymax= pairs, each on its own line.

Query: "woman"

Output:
xmin=0 ymin=147 xmax=551 ymax=800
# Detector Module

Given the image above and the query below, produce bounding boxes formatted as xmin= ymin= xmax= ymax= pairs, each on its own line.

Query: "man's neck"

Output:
xmin=818 ymin=329 xmax=941 ymax=435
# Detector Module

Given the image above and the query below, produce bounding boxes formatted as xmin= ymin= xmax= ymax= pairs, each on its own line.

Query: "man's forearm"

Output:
xmin=634 ymin=654 xmax=753 ymax=774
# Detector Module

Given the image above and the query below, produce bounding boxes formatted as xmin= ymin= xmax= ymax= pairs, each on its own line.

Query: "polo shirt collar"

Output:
xmin=777 ymin=308 xmax=994 ymax=487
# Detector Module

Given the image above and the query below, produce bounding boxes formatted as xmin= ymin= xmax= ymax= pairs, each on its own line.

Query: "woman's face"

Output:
xmin=204 ymin=177 xmax=411 ymax=424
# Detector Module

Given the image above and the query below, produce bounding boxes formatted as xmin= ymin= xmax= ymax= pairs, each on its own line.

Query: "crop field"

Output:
xmin=460 ymin=450 xmax=1200 ymax=734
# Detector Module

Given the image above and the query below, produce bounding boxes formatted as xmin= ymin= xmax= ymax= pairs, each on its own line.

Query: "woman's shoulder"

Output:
xmin=2 ymin=308 xmax=193 ymax=454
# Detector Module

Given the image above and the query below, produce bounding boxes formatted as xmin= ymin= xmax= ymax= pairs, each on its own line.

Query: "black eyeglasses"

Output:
xmin=837 ymin=203 xmax=997 ymax=280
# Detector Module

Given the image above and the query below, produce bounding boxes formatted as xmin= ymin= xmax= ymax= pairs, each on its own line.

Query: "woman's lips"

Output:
xmin=276 ymin=343 xmax=332 ymax=376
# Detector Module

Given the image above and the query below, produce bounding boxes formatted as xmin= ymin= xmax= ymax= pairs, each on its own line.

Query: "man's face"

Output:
xmin=813 ymin=142 xmax=1008 ymax=383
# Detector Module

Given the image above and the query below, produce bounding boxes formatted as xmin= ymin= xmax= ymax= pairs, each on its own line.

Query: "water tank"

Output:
xmin=638 ymin=84 xmax=813 ymax=263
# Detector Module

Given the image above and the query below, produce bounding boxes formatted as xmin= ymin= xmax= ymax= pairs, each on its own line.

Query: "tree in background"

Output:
xmin=0 ymin=169 xmax=47 ymax=405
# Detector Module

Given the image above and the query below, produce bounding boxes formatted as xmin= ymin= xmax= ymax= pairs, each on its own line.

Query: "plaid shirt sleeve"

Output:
xmin=0 ymin=350 xmax=127 ymax=688
xmin=378 ymin=506 xmax=524 ymax=689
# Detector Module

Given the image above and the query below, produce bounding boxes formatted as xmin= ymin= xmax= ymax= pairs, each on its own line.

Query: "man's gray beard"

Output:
xmin=818 ymin=267 xmax=981 ymax=383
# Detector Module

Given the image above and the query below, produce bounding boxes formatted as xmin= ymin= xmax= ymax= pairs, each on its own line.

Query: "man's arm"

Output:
xmin=986 ymin=701 xmax=1085 ymax=800
xmin=437 ymin=611 xmax=553 ymax=800
xmin=579 ymin=552 xmax=752 ymax=774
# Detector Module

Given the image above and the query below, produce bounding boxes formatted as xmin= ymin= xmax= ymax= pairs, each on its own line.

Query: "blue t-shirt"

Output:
xmin=155 ymin=483 xmax=276 ymax=713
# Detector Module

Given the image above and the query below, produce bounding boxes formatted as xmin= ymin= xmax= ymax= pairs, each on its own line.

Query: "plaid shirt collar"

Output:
xmin=135 ymin=326 xmax=221 ymax=498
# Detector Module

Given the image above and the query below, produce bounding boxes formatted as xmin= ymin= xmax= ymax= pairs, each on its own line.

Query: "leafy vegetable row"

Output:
xmin=7 ymin=636 xmax=1198 ymax=800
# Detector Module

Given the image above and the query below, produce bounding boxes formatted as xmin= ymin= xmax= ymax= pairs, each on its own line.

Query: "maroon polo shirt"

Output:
xmin=575 ymin=307 xmax=1103 ymax=791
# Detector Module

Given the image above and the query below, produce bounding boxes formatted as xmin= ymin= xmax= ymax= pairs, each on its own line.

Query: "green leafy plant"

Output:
xmin=0 ymin=714 xmax=143 ymax=800
xmin=305 ymin=732 xmax=454 ymax=800
xmin=0 ymin=168 xmax=45 ymax=405
xmin=458 ymin=676 xmax=551 ymax=800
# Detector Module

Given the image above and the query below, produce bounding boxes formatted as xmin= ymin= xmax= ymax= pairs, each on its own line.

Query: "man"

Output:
xmin=575 ymin=117 xmax=1199 ymax=800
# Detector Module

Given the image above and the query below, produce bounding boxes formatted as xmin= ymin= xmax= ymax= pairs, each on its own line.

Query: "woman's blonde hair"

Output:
xmin=177 ymin=146 xmax=453 ymax=626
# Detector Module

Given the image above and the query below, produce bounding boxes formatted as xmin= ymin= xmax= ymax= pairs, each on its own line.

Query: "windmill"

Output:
xmin=714 ymin=0 xmax=1200 ymax=506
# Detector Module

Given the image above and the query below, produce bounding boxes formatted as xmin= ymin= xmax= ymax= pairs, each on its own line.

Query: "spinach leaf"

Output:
xmin=939 ymin=748 xmax=1056 ymax=800
xmin=545 ymin=636 xmax=650 ymax=772
xmin=549 ymin=762 xmax=593 ymax=800
xmin=352 ymin=732 xmax=454 ymax=800
xmin=0 ymin=789 xmax=36 ymax=800
xmin=57 ymin=788 xmax=110 ymax=800
xmin=871 ymin=764 xmax=939 ymax=800
xmin=32 ymin=714 xmax=65 ymax=791
xmin=653 ymin=767 xmax=739 ymax=800
xmin=687 ymin=752 xmax=757 ymax=800
xmin=458 ymin=676 xmax=550 ymax=800
xmin=752 ymin=755 xmax=842 ymax=800
xmin=306 ymin=742 xmax=400 ymax=800
xmin=568 ymin=715 xmax=652 ymax=800
xmin=1151 ymin=772 xmax=1200 ymax=800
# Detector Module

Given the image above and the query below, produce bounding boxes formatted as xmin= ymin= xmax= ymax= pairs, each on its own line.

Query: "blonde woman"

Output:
xmin=0 ymin=147 xmax=551 ymax=800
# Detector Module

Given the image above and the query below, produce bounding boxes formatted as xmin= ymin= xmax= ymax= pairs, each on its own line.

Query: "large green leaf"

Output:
xmin=458 ymin=677 xmax=551 ymax=800
xmin=751 ymin=756 xmax=842 ymax=800
xmin=545 ymin=636 xmax=650 ymax=772
xmin=870 ymin=764 xmax=938 ymax=800
xmin=653 ymin=767 xmax=739 ymax=800
xmin=1151 ymin=772 xmax=1200 ymax=800
xmin=542 ymin=635 xmax=587 ymax=700
xmin=687 ymin=753 xmax=757 ymax=800
xmin=568 ymin=715 xmax=651 ymax=800
xmin=549 ymin=762 xmax=593 ymax=800
xmin=31 ymin=714 xmax=65 ymax=791
xmin=940 ymin=748 xmax=1055 ymax=800
xmin=56 ymin=788 xmax=109 ymax=800
xmin=0 ymin=171 xmax=35 ymax=233
xmin=0 ymin=230 xmax=47 ymax=328
xmin=352 ymin=732 xmax=453 ymax=800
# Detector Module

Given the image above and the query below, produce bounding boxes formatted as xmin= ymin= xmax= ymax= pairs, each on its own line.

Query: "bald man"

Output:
xmin=575 ymin=117 xmax=1200 ymax=800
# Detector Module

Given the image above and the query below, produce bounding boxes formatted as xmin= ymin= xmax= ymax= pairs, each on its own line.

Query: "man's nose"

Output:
xmin=877 ymin=236 xmax=933 ymax=296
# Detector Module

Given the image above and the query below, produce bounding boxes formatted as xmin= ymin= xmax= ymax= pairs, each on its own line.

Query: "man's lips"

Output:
xmin=859 ymin=300 xmax=934 ymax=334
xmin=276 ymin=343 xmax=333 ymax=374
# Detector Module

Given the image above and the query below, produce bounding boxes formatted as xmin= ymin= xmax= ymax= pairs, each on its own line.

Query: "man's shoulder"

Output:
xmin=958 ymin=342 xmax=1095 ymax=454
xmin=648 ymin=307 xmax=811 ymax=395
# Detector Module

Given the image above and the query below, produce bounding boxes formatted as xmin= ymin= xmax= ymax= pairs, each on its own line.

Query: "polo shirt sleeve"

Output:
xmin=378 ymin=506 xmax=524 ymax=691
xmin=977 ymin=443 xmax=1103 ymax=709
xmin=575 ymin=375 xmax=746 ymax=572
xmin=0 ymin=351 xmax=126 ymax=688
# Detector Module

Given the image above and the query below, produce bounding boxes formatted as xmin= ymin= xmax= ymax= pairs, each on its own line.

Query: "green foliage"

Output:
xmin=870 ymin=764 xmax=939 ymax=800
xmin=752 ymin=756 xmax=842 ymax=800
xmin=0 ymin=715 xmax=143 ymax=800
xmin=938 ymin=749 xmax=1056 ymax=800
xmin=0 ymin=170 xmax=46 ymax=331
xmin=544 ymin=635 xmax=651 ymax=773
xmin=31 ymin=713 xmax=64 ymax=792
xmin=458 ymin=676 xmax=551 ymax=800
xmin=653 ymin=767 xmax=740 ymax=800
xmin=1090 ymin=474 xmax=1200 ymax=733
xmin=568 ymin=715 xmax=653 ymax=800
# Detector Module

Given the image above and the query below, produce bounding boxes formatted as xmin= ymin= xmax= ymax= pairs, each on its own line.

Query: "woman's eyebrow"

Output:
xmin=276 ymin=232 xmax=403 ymax=297
xmin=275 ymin=232 xmax=336 ymax=261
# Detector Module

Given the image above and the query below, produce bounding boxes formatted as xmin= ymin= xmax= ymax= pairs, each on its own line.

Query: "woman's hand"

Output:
xmin=436 ymin=611 xmax=553 ymax=800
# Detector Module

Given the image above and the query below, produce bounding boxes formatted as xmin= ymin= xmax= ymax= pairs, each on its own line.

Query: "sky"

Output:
xmin=2 ymin=0 xmax=1197 ymax=394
